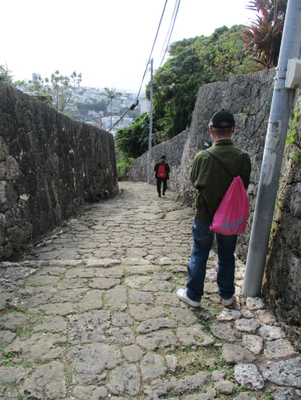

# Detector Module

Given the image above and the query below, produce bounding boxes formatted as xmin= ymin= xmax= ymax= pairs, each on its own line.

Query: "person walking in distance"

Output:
xmin=154 ymin=155 xmax=170 ymax=197
xmin=177 ymin=110 xmax=251 ymax=308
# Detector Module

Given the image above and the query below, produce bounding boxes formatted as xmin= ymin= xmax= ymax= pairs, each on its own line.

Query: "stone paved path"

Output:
xmin=0 ymin=181 xmax=301 ymax=400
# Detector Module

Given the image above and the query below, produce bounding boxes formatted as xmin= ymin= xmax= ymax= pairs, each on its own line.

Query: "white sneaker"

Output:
xmin=222 ymin=297 xmax=233 ymax=307
xmin=177 ymin=288 xmax=200 ymax=308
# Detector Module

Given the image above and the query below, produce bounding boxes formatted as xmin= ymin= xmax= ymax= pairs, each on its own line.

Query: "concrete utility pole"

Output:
xmin=147 ymin=58 xmax=153 ymax=184
xmin=243 ymin=0 xmax=301 ymax=297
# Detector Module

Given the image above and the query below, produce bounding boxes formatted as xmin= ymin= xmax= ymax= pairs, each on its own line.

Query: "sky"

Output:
xmin=1 ymin=0 xmax=256 ymax=94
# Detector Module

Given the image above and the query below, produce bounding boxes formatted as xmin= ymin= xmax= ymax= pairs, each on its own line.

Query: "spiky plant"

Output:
xmin=243 ymin=0 xmax=287 ymax=69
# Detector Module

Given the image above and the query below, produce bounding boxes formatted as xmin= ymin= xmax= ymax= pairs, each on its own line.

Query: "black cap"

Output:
xmin=209 ymin=109 xmax=235 ymax=128
xmin=160 ymin=155 xmax=166 ymax=159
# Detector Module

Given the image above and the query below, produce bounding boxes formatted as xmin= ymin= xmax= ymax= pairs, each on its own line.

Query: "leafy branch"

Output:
xmin=286 ymin=107 xmax=299 ymax=146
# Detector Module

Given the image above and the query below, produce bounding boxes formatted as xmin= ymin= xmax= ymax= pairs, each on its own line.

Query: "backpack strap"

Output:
xmin=205 ymin=150 xmax=245 ymax=177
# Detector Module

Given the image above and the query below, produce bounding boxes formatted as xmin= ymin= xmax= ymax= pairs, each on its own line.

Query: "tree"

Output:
xmin=115 ymin=113 xmax=159 ymax=159
xmin=22 ymin=70 xmax=84 ymax=114
xmin=50 ymin=71 xmax=83 ymax=113
xmin=243 ymin=0 xmax=287 ymax=69
xmin=196 ymin=26 xmax=257 ymax=81
xmin=117 ymin=25 xmax=259 ymax=160
xmin=146 ymin=25 xmax=256 ymax=141
xmin=102 ymin=87 xmax=122 ymax=130
xmin=146 ymin=45 xmax=208 ymax=140
xmin=0 ymin=65 xmax=13 ymax=84
xmin=0 ymin=65 xmax=27 ymax=88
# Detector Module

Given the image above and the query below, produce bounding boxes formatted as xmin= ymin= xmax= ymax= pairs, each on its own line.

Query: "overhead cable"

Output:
xmin=109 ymin=0 xmax=169 ymax=132
xmin=108 ymin=99 xmax=139 ymax=132
xmin=136 ymin=0 xmax=169 ymax=99
xmin=157 ymin=0 xmax=180 ymax=67
xmin=109 ymin=0 xmax=182 ymax=133
xmin=158 ymin=0 xmax=181 ymax=69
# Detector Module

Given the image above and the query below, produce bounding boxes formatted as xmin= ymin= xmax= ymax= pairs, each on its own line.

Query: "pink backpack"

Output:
xmin=205 ymin=151 xmax=249 ymax=235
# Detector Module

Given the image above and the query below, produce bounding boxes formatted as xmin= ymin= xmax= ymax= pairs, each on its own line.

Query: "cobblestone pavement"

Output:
xmin=0 ymin=181 xmax=301 ymax=400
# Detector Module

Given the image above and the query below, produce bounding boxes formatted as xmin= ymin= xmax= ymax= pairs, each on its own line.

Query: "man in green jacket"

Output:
xmin=177 ymin=109 xmax=251 ymax=307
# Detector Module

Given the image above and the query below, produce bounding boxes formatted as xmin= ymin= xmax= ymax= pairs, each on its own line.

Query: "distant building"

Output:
xmin=32 ymin=73 xmax=42 ymax=83
xmin=106 ymin=99 xmax=121 ymax=114
xmin=21 ymin=78 xmax=138 ymax=130
xmin=87 ymin=111 xmax=99 ymax=117
xmin=140 ymin=97 xmax=150 ymax=114
xmin=101 ymin=116 xmax=133 ymax=135
xmin=120 ymin=96 xmax=132 ymax=108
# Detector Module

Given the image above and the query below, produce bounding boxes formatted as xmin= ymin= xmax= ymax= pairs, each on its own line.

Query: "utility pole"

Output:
xmin=243 ymin=0 xmax=301 ymax=297
xmin=147 ymin=58 xmax=153 ymax=184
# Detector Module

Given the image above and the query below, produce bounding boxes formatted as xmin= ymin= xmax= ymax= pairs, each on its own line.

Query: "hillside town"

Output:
xmin=18 ymin=74 xmax=151 ymax=135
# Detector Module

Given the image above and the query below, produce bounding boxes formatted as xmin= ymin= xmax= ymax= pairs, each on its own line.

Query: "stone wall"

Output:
xmin=127 ymin=69 xmax=276 ymax=259
xmin=0 ymin=83 xmax=118 ymax=260
xmin=263 ymin=89 xmax=301 ymax=347
xmin=127 ymin=69 xmax=301 ymax=346
xmin=126 ymin=129 xmax=189 ymax=189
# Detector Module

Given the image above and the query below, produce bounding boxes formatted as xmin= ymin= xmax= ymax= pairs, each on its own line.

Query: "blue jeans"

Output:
xmin=186 ymin=219 xmax=237 ymax=302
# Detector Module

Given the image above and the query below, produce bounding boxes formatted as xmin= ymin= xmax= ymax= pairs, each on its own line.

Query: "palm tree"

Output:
xmin=102 ymin=87 xmax=122 ymax=130
xmin=243 ymin=0 xmax=287 ymax=69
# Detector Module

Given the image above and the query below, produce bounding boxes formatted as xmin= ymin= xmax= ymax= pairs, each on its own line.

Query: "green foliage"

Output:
xmin=119 ymin=25 xmax=260 ymax=160
xmin=145 ymin=25 xmax=257 ymax=141
xmin=286 ymin=107 xmax=301 ymax=164
xmin=195 ymin=26 xmax=256 ymax=80
xmin=102 ymin=87 xmax=122 ymax=130
xmin=78 ymin=100 xmax=106 ymax=114
xmin=0 ymin=65 xmax=13 ymax=84
xmin=270 ymin=223 xmax=275 ymax=237
xmin=115 ymin=113 xmax=158 ymax=159
xmin=22 ymin=71 xmax=84 ymax=114
xmin=116 ymin=155 xmax=134 ymax=181
xmin=286 ymin=107 xmax=299 ymax=145
xmin=50 ymin=70 xmax=83 ymax=113
xmin=286 ymin=131 xmax=296 ymax=145
xmin=237 ymin=113 xmax=249 ymax=126
xmin=169 ymin=37 xmax=199 ymax=56
xmin=102 ymin=87 xmax=122 ymax=102
xmin=149 ymin=45 xmax=208 ymax=140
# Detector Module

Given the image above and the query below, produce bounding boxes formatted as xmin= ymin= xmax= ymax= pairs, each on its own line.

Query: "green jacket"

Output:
xmin=190 ymin=139 xmax=251 ymax=223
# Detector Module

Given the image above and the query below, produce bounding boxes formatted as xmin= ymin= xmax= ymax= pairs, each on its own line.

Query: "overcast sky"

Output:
xmin=1 ymin=0 xmax=256 ymax=93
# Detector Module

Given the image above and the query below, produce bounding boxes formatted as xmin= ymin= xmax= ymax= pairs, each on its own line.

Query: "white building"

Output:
xmin=140 ymin=97 xmax=150 ymax=114
xmin=32 ymin=73 xmax=42 ymax=83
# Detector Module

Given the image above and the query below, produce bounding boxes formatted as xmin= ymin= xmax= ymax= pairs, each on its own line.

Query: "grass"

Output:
xmin=116 ymin=155 xmax=134 ymax=180
xmin=159 ymin=206 xmax=168 ymax=219
xmin=54 ymin=341 xmax=71 ymax=349
xmin=64 ymin=364 xmax=73 ymax=388
xmin=0 ymin=306 xmax=28 ymax=316
xmin=286 ymin=107 xmax=299 ymax=146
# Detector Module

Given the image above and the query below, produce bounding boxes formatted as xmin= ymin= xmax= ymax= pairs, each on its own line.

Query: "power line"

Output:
xmin=109 ymin=0 xmax=182 ymax=133
xmin=136 ymin=0 xmax=169 ymax=99
xmin=158 ymin=0 xmax=181 ymax=69
xmin=108 ymin=99 xmax=139 ymax=132
xmin=109 ymin=0 xmax=169 ymax=133
xmin=157 ymin=0 xmax=179 ymax=67
xmin=157 ymin=2 xmax=178 ymax=67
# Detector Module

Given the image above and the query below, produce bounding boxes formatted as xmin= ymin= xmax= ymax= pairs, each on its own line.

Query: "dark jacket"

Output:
xmin=190 ymin=139 xmax=251 ymax=223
